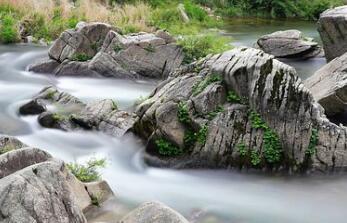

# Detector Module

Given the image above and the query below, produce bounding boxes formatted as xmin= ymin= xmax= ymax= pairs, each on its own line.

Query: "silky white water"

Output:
xmin=1 ymin=21 xmax=346 ymax=223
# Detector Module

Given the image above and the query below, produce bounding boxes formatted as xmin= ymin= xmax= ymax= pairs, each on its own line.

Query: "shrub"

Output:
xmin=0 ymin=14 xmax=18 ymax=43
xmin=155 ymin=138 xmax=183 ymax=156
xmin=227 ymin=90 xmax=241 ymax=103
xmin=306 ymin=128 xmax=318 ymax=156
xmin=178 ymin=34 xmax=231 ymax=64
xmin=71 ymin=53 xmax=93 ymax=62
xmin=250 ymin=150 xmax=261 ymax=166
xmin=67 ymin=158 xmax=106 ymax=182
xmin=237 ymin=143 xmax=247 ymax=157
xmin=197 ymin=124 xmax=208 ymax=145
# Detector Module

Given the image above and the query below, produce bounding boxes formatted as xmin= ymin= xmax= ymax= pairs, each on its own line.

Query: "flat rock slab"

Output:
xmin=257 ymin=29 xmax=321 ymax=59
xmin=318 ymin=6 xmax=347 ymax=61
xmin=305 ymin=52 xmax=347 ymax=117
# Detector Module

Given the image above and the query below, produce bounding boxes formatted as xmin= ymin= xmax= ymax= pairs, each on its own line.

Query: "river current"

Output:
xmin=0 ymin=20 xmax=346 ymax=223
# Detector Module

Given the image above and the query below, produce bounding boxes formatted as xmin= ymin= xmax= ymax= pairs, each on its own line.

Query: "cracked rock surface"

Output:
xmin=29 ymin=22 xmax=183 ymax=79
xmin=318 ymin=6 xmax=347 ymax=62
xmin=134 ymin=47 xmax=347 ymax=173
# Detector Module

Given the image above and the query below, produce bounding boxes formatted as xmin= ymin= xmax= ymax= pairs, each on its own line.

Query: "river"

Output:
xmin=0 ymin=20 xmax=346 ymax=223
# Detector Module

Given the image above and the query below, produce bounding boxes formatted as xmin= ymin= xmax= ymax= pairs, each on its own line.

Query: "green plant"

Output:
xmin=0 ymin=14 xmax=18 ymax=43
xmin=251 ymin=150 xmax=261 ymax=166
xmin=197 ymin=124 xmax=208 ymax=145
xmin=71 ymin=53 xmax=93 ymax=62
xmin=227 ymin=90 xmax=241 ymax=103
xmin=90 ymin=193 xmax=102 ymax=206
xmin=155 ymin=138 xmax=183 ymax=156
xmin=249 ymin=110 xmax=282 ymax=164
xmin=178 ymin=101 xmax=191 ymax=124
xmin=144 ymin=44 xmax=156 ymax=53
xmin=111 ymin=100 xmax=118 ymax=110
xmin=67 ymin=158 xmax=106 ymax=183
xmin=306 ymin=128 xmax=318 ymax=156
xmin=52 ymin=113 xmax=65 ymax=122
xmin=237 ymin=143 xmax=247 ymax=157
xmin=113 ymin=44 xmax=123 ymax=53
xmin=178 ymin=34 xmax=231 ymax=64
xmin=206 ymin=106 xmax=224 ymax=120
xmin=192 ymin=74 xmax=222 ymax=96
xmin=0 ymin=144 xmax=14 ymax=155
xmin=184 ymin=129 xmax=197 ymax=147
xmin=45 ymin=90 xmax=56 ymax=100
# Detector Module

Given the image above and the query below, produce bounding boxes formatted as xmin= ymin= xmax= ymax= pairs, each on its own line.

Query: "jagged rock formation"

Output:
xmin=318 ymin=6 xmax=347 ymax=62
xmin=29 ymin=22 xmax=183 ymax=79
xmin=19 ymin=86 xmax=136 ymax=137
xmin=120 ymin=202 xmax=189 ymax=223
xmin=134 ymin=47 xmax=347 ymax=173
xmin=305 ymin=52 xmax=347 ymax=118
xmin=257 ymin=30 xmax=321 ymax=59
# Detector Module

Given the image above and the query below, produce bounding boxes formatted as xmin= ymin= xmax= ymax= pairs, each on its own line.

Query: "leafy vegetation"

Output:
xmin=192 ymin=74 xmax=222 ymax=96
xmin=178 ymin=34 xmax=231 ymax=64
xmin=206 ymin=106 xmax=224 ymax=120
xmin=250 ymin=150 xmax=261 ymax=166
xmin=0 ymin=13 xmax=18 ymax=43
xmin=237 ymin=143 xmax=247 ymax=157
xmin=227 ymin=90 xmax=241 ymax=104
xmin=249 ymin=110 xmax=282 ymax=164
xmin=197 ymin=124 xmax=208 ymax=145
xmin=155 ymin=138 xmax=183 ymax=156
xmin=71 ymin=53 xmax=93 ymax=62
xmin=67 ymin=158 xmax=106 ymax=182
xmin=0 ymin=144 xmax=15 ymax=155
xmin=306 ymin=128 xmax=318 ymax=156
xmin=178 ymin=102 xmax=191 ymax=124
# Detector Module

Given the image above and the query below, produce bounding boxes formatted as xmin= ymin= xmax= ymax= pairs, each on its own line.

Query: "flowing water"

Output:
xmin=0 ymin=20 xmax=346 ymax=223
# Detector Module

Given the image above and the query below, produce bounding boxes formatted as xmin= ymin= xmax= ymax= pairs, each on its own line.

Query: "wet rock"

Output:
xmin=318 ymin=6 xmax=347 ymax=61
xmin=257 ymin=30 xmax=321 ymax=59
xmin=29 ymin=22 xmax=183 ymax=79
xmin=305 ymin=52 xmax=347 ymax=117
xmin=120 ymin=201 xmax=189 ymax=223
xmin=134 ymin=47 xmax=347 ymax=173
xmin=20 ymin=86 xmax=137 ymax=137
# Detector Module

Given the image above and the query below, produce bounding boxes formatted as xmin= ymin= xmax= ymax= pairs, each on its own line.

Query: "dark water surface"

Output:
xmin=0 ymin=20 xmax=345 ymax=223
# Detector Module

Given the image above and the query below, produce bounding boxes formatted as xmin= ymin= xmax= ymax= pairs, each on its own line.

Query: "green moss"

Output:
xmin=177 ymin=101 xmax=191 ymax=124
xmin=66 ymin=158 xmax=106 ymax=183
xmin=144 ymin=44 xmax=156 ymax=53
xmin=71 ymin=53 xmax=93 ymax=62
xmin=306 ymin=128 xmax=318 ymax=156
xmin=206 ymin=106 xmax=224 ymax=120
xmin=155 ymin=138 xmax=183 ymax=156
xmin=113 ymin=44 xmax=123 ymax=53
xmin=90 ymin=194 xmax=101 ymax=207
xmin=250 ymin=150 xmax=261 ymax=166
xmin=237 ymin=143 xmax=247 ymax=157
xmin=111 ymin=100 xmax=118 ymax=110
xmin=45 ymin=90 xmax=56 ymax=100
xmin=52 ymin=113 xmax=65 ymax=122
xmin=197 ymin=124 xmax=208 ymax=145
xmin=192 ymin=74 xmax=222 ymax=96
xmin=227 ymin=90 xmax=241 ymax=103
xmin=0 ymin=144 xmax=14 ymax=155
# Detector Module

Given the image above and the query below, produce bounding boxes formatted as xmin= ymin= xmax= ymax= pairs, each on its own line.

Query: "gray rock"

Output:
xmin=0 ymin=136 xmax=27 ymax=153
xmin=28 ymin=58 xmax=60 ymax=74
xmin=257 ymin=30 xmax=321 ymax=59
xmin=120 ymin=201 xmax=189 ymax=223
xmin=318 ymin=6 xmax=347 ymax=61
xmin=305 ymin=52 xmax=347 ymax=117
xmin=0 ymin=147 xmax=52 ymax=178
xmin=29 ymin=22 xmax=183 ymax=79
xmin=20 ymin=87 xmax=137 ymax=137
xmin=134 ymin=47 xmax=347 ymax=172
xmin=0 ymin=160 xmax=87 ymax=223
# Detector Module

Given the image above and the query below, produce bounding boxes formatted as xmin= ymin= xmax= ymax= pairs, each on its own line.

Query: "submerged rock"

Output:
xmin=318 ymin=6 xmax=347 ymax=61
xmin=257 ymin=30 xmax=321 ymax=59
xmin=19 ymin=86 xmax=136 ymax=137
xmin=305 ymin=52 xmax=347 ymax=118
xmin=134 ymin=47 xmax=347 ymax=173
xmin=29 ymin=22 xmax=183 ymax=79
xmin=120 ymin=201 xmax=189 ymax=223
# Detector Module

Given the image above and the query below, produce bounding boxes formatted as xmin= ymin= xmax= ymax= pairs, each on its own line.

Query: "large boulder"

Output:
xmin=19 ymin=86 xmax=136 ymax=137
xmin=318 ymin=6 xmax=347 ymax=62
xmin=134 ymin=47 xmax=347 ymax=173
xmin=257 ymin=30 xmax=321 ymax=59
xmin=120 ymin=202 xmax=189 ymax=223
xmin=305 ymin=52 xmax=347 ymax=118
xmin=29 ymin=22 xmax=183 ymax=79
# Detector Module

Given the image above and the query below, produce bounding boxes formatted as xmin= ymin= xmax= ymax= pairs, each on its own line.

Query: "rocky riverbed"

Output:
xmin=1 ymin=5 xmax=347 ymax=223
